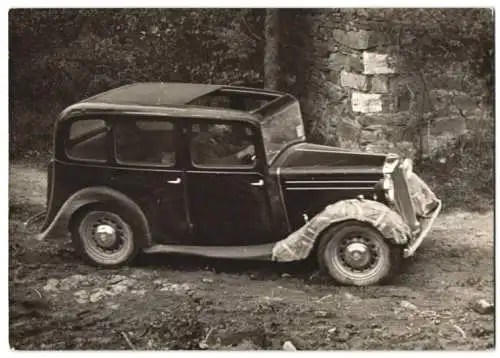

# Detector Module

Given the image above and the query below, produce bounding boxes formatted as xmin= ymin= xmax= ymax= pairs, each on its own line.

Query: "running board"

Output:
xmin=142 ymin=243 xmax=276 ymax=260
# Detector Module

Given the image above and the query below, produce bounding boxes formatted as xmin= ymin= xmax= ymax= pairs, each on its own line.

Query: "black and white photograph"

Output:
xmin=7 ymin=5 xmax=495 ymax=351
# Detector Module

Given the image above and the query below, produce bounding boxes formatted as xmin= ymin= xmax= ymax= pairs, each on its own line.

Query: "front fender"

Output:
xmin=272 ymin=198 xmax=411 ymax=262
xmin=36 ymin=186 xmax=152 ymax=247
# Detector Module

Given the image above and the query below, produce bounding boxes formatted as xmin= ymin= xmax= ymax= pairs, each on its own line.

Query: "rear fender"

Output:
xmin=272 ymin=198 xmax=411 ymax=262
xmin=37 ymin=186 xmax=152 ymax=248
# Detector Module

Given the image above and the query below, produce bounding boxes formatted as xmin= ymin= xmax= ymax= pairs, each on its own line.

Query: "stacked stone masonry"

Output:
xmin=301 ymin=10 xmax=470 ymax=158
xmin=312 ymin=22 xmax=414 ymax=157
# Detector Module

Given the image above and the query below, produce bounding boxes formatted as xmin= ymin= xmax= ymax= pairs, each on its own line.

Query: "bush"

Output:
xmin=9 ymin=101 xmax=62 ymax=159
xmin=8 ymin=9 xmax=266 ymax=158
xmin=417 ymin=114 xmax=494 ymax=212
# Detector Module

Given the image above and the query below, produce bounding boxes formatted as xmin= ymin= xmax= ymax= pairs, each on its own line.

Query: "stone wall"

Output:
xmin=297 ymin=9 xmax=472 ymax=159
xmin=297 ymin=10 xmax=411 ymax=157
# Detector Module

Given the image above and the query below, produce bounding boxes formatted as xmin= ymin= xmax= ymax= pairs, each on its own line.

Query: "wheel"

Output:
xmin=71 ymin=204 xmax=139 ymax=267
xmin=316 ymin=221 xmax=400 ymax=286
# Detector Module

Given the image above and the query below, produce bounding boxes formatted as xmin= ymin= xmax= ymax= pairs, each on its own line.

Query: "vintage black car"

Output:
xmin=31 ymin=82 xmax=441 ymax=286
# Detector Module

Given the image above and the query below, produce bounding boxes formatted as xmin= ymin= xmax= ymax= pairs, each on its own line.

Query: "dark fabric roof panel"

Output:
xmin=85 ymin=82 xmax=224 ymax=106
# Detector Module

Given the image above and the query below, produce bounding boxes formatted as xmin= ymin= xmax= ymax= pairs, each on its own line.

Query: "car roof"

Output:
xmin=58 ymin=102 xmax=262 ymax=124
xmin=58 ymin=82 xmax=293 ymax=124
xmin=81 ymin=82 xmax=284 ymax=107
xmin=83 ymin=82 xmax=225 ymax=107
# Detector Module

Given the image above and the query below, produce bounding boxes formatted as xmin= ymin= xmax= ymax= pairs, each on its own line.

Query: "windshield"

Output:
xmin=261 ymin=100 xmax=306 ymax=162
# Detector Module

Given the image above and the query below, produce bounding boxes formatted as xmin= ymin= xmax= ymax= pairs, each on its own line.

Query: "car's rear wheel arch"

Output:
xmin=69 ymin=203 xmax=98 ymax=233
xmin=67 ymin=188 xmax=153 ymax=249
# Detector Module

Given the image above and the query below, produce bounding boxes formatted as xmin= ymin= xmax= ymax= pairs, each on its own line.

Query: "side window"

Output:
xmin=66 ymin=119 xmax=108 ymax=161
xmin=115 ymin=120 xmax=175 ymax=166
xmin=190 ymin=122 xmax=256 ymax=168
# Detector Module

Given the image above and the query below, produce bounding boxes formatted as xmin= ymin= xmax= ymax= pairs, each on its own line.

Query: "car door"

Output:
xmin=185 ymin=121 xmax=275 ymax=246
xmin=108 ymin=117 xmax=191 ymax=244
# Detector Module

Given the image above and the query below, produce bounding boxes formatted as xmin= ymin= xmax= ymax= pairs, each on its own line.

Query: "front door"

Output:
xmin=108 ymin=117 xmax=191 ymax=244
xmin=186 ymin=121 xmax=274 ymax=246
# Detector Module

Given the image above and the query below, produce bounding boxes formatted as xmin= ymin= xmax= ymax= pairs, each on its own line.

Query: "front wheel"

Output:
xmin=71 ymin=204 xmax=139 ymax=267
xmin=317 ymin=222 xmax=400 ymax=286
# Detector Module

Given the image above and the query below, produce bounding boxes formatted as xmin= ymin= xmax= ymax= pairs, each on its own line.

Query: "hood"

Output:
xmin=271 ymin=142 xmax=387 ymax=169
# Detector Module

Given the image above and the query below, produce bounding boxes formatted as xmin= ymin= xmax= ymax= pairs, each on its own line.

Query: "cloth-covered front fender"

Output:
xmin=37 ymin=186 xmax=152 ymax=247
xmin=272 ymin=199 xmax=411 ymax=262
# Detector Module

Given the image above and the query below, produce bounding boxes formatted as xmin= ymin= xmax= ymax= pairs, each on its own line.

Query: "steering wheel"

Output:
xmin=239 ymin=152 xmax=256 ymax=165
xmin=236 ymin=145 xmax=256 ymax=162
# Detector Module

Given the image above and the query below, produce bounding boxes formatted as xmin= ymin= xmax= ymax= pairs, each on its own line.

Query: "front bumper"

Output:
xmin=390 ymin=158 xmax=442 ymax=257
xmin=403 ymin=198 xmax=442 ymax=257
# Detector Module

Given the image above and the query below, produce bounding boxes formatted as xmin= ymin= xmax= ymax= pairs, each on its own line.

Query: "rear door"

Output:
xmin=108 ymin=116 xmax=191 ymax=244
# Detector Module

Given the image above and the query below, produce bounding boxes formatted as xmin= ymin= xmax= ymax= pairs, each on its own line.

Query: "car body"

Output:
xmin=31 ymin=82 xmax=442 ymax=286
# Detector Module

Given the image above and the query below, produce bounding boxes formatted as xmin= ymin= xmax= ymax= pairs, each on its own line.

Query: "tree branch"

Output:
xmin=240 ymin=15 xmax=263 ymax=42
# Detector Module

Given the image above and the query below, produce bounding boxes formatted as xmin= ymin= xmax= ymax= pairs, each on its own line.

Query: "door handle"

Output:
xmin=250 ymin=179 xmax=264 ymax=187
xmin=167 ymin=177 xmax=182 ymax=184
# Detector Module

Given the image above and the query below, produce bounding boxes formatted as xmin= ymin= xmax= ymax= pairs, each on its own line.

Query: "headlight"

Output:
xmin=383 ymin=174 xmax=395 ymax=202
xmin=380 ymin=156 xmax=412 ymax=203
xmin=382 ymin=153 xmax=399 ymax=174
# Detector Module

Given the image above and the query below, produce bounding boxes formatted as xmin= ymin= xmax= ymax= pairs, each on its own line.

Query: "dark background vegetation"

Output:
xmin=8 ymin=8 xmax=494 ymax=211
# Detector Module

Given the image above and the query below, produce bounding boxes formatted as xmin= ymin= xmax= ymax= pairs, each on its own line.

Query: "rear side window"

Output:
xmin=69 ymin=119 xmax=107 ymax=140
xmin=115 ymin=120 xmax=176 ymax=166
xmin=66 ymin=119 xmax=108 ymax=162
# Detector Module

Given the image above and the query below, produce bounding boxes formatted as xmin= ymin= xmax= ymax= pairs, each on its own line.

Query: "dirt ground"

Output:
xmin=8 ymin=162 xmax=495 ymax=350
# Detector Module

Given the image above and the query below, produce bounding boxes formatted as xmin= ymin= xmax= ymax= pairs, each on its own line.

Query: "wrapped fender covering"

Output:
xmin=272 ymin=199 xmax=411 ymax=262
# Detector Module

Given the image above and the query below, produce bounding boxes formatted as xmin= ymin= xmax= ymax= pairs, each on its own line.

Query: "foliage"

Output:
xmin=9 ymin=9 xmax=266 ymax=156
xmin=10 ymin=9 xmax=265 ymax=103
xmin=352 ymin=8 xmax=494 ymax=101
xmin=401 ymin=9 xmax=492 ymax=89
xmin=417 ymin=113 xmax=494 ymax=213
xmin=361 ymin=8 xmax=494 ymax=163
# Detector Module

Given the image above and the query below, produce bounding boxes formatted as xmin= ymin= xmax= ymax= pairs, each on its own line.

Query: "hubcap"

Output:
xmin=324 ymin=227 xmax=390 ymax=284
xmin=94 ymin=224 xmax=117 ymax=248
xmin=77 ymin=210 xmax=135 ymax=266
xmin=344 ymin=242 xmax=371 ymax=269
xmin=336 ymin=235 xmax=381 ymax=273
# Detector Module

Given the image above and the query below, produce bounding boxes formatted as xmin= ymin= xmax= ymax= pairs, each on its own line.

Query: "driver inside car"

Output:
xmin=191 ymin=124 xmax=256 ymax=166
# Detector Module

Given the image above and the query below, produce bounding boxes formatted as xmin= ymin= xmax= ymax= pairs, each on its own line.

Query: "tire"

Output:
xmin=316 ymin=221 xmax=401 ymax=286
xmin=71 ymin=204 xmax=139 ymax=267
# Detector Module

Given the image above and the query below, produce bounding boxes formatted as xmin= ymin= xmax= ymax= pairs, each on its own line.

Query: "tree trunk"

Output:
xmin=264 ymin=9 xmax=280 ymax=90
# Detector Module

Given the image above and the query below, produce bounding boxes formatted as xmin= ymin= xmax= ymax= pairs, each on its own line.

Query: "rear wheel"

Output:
xmin=317 ymin=221 xmax=400 ymax=286
xmin=71 ymin=204 xmax=139 ymax=267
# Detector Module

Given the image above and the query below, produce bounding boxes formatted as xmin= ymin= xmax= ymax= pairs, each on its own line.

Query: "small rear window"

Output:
xmin=69 ymin=119 xmax=107 ymax=140
xmin=66 ymin=119 xmax=108 ymax=161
